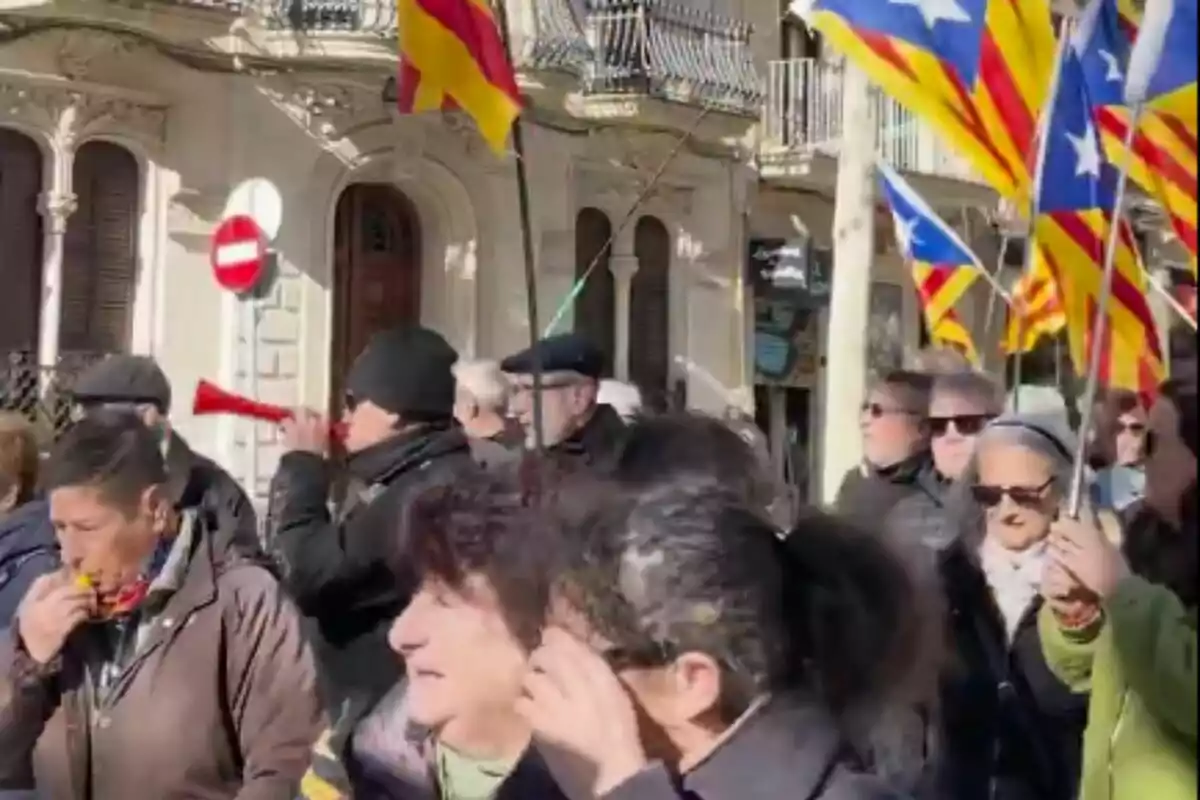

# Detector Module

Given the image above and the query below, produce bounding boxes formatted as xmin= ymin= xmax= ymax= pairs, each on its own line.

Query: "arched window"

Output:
xmin=0 ymin=129 xmax=44 ymax=356
xmin=61 ymin=141 xmax=140 ymax=355
xmin=573 ymin=208 xmax=615 ymax=375
xmin=631 ymin=215 xmax=670 ymax=409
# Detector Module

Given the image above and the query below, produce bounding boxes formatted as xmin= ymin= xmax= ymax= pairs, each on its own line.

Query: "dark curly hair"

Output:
xmin=395 ymin=460 xmax=571 ymax=648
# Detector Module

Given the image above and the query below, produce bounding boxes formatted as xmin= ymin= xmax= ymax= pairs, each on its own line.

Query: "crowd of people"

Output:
xmin=0 ymin=325 xmax=1194 ymax=800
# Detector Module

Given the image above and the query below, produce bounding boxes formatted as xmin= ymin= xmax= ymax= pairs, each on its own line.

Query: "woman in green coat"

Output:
xmin=1040 ymin=379 xmax=1197 ymax=800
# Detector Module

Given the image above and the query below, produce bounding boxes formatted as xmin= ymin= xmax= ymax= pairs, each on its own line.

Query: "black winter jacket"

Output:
xmin=605 ymin=697 xmax=906 ymax=800
xmin=931 ymin=542 xmax=1087 ymax=800
xmin=835 ymin=452 xmax=935 ymax=530
xmin=267 ymin=425 xmax=475 ymax=714
xmin=165 ymin=433 xmax=261 ymax=563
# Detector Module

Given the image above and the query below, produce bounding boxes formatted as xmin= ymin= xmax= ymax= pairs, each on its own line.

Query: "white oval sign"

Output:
xmin=223 ymin=178 xmax=283 ymax=241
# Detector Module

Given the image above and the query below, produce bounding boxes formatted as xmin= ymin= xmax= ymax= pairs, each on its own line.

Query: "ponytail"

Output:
xmin=778 ymin=510 xmax=941 ymax=717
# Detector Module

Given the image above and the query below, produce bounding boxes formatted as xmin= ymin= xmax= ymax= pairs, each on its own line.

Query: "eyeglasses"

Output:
xmin=1116 ymin=422 xmax=1147 ymax=435
xmin=861 ymin=402 xmax=919 ymax=419
xmin=930 ymin=414 xmax=995 ymax=437
xmin=970 ymin=476 xmax=1055 ymax=508
xmin=511 ymin=379 xmax=579 ymax=396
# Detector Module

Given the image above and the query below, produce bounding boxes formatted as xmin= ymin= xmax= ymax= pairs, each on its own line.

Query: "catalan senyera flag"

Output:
xmin=396 ymin=0 xmax=522 ymax=154
xmin=1125 ymin=0 xmax=1198 ymax=128
xmin=878 ymin=161 xmax=983 ymax=364
xmin=1002 ymin=258 xmax=1067 ymax=353
xmin=1074 ymin=0 xmax=1198 ymax=268
xmin=1033 ymin=40 xmax=1166 ymax=394
xmin=801 ymin=0 xmax=1056 ymax=203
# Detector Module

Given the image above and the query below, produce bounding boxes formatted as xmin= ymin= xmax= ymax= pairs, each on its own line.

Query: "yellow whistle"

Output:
xmin=75 ymin=574 xmax=93 ymax=589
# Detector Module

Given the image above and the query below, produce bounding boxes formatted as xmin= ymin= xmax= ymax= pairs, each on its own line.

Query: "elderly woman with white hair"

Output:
xmin=451 ymin=358 xmax=522 ymax=466
xmin=921 ymin=411 xmax=1092 ymax=800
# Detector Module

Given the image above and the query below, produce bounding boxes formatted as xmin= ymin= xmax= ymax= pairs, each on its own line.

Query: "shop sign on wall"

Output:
xmin=748 ymin=238 xmax=831 ymax=387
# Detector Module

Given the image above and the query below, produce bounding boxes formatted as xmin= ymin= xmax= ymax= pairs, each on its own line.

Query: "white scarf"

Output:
xmin=977 ymin=536 xmax=1048 ymax=641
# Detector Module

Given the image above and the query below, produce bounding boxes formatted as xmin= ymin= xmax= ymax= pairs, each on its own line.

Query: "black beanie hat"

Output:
xmin=344 ymin=326 xmax=458 ymax=418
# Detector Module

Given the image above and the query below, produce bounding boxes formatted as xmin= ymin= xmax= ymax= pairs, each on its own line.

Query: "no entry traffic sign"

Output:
xmin=211 ymin=215 xmax=267 ymax=294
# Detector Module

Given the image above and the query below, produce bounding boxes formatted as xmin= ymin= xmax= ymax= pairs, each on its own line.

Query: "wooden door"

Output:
xmin=0 ymin=129 xmax=44 ymax=355
xmin=330 ymin=183 xmax=421 ymax=416
xmin=61 ymin=141 xmax=140 ymax=355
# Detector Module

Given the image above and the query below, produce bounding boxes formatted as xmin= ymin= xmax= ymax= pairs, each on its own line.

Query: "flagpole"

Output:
xmin=494 ymin=0 xmax=545 ymax=453
xmin=1013 ymin=19 xmax=1072 ymax=412
xmin=1144 ymin=268 xmax=1199 ymax=330
xmin=982 ymin=233 xmax=1012 ymax=341
xmin=1066 ymin=100 xmax=1144 ymax=518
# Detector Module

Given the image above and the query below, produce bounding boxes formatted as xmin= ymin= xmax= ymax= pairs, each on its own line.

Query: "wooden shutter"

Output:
xmin=630 ymin=215 xmax=670 ymax=409
xmin=61 ymin=141 xmax=139 ymax=354
xmin=574 ymin=208 xmax=616 ymax=376
xmin=0 ymin=129 xmax=44 ymax=354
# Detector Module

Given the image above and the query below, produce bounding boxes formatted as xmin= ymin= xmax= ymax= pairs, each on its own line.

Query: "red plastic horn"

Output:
xmin=192 ymin=380 xmax=346 ymax=440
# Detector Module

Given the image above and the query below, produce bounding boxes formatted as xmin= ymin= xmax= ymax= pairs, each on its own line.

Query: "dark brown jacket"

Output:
xmin=0 ymin=514 xmax=323 ymax=799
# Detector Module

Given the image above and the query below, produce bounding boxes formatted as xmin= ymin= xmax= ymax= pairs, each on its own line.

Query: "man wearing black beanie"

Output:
xmin=267 ymin=325 xmax=475 ymax=716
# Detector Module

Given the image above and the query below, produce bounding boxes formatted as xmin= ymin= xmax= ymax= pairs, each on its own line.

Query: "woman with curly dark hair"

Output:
xmin=1040 ymin=378 xmax=1197 ymax=800
xmin=299 ymin=465 xmax=572 ymax=800
xmin=515 ymin=477 xmax=930 ymax=799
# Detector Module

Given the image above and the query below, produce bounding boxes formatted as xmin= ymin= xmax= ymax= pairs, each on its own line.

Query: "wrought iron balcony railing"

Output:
xmin=258 ymin=0 xmax=397 ymax=35
xmin=1 ymin=349 xmax=111 ymax=441
xmin=582 ymin=0 xmax=763 ymax=117
xmin=762 ymin=58 xmax=982 ymax=182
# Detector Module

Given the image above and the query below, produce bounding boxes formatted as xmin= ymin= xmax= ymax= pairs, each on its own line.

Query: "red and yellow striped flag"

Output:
xmin=914 ymin=265 xmax=980 ymax=364
xmin=803 ymin=0 xmax=1056 ymax=205
xmin=1076 ymin=0 xmax=1197 ymax=268
xmin=397 ymin=0 xmax=522 ymax=154
xmin=1003 ymin=258 xmax=1067 ymax=353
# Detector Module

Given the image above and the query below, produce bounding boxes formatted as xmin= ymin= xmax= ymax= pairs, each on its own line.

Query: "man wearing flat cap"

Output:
xmin=269 ymin=325 xmax=476 ymax=715
xmin=70 ymin=354 xmax=261 ymax=562
xmin=500 ymin=332 xmax=627 ymax=465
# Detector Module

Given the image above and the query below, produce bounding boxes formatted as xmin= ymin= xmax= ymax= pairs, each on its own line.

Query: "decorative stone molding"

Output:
xmin=53 ymin=30 xmax=141 ymax=82
xmin=37 ymin=191 xmax=78 ymax=234
xmin=574 ymin=161 xmax=694 ymax=219
xmin=258 ymin=78 xmax=384 ymax=141
xmin=0 ymin=78 xmax=167 ymax=150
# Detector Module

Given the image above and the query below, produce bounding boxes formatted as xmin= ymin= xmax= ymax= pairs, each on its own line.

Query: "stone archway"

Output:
xmin=301 ymin=122 xmax=481 ymax=407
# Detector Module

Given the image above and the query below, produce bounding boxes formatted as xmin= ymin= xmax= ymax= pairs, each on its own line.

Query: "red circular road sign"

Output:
xmin=210 ymin=214 xmax=266 ymax=293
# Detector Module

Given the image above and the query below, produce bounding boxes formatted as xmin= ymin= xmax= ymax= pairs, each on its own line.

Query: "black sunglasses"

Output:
xmin=971 ymin=476 xmax=1055 ymax=508
xmin=930 ymin=414 xmax=995 ymax=437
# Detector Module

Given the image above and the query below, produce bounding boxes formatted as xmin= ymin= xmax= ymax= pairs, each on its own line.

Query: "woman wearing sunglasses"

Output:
xmin=1040 ymin=379 xmax=1197 ymax=800
xmin=926 ymin=411 xmax=1093 ymax=800
xmin=515 ymin=477 xmax=933 ymax=800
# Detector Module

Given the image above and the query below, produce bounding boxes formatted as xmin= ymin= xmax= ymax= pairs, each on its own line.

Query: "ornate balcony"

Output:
xmin=579 ymin=0 xmax=763 ymax=119
xmin=258 ymin=0 xmax=396 ymax=34
xmin=760 ymin=58 xmax=992 ymax=200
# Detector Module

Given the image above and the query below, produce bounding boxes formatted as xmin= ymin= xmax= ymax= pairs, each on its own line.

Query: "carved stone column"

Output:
xmin=609 ymin=252 xmax=638 ymax=382
xmin=37 ymin=102 xmax=81 ymax=395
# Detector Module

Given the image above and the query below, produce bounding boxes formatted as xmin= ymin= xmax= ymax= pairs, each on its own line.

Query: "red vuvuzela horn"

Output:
xmin=192 ymin=380 xmax=346 ymax=439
